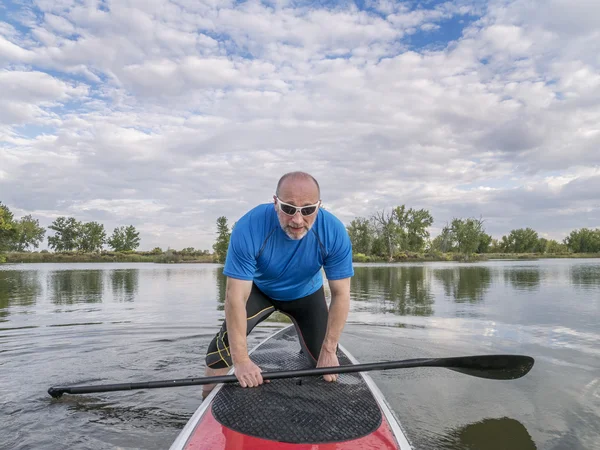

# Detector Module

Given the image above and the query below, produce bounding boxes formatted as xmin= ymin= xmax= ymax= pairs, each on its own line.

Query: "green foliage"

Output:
xmin=477 ymin=233 xmax=493 ymax=253
xmin=431 ymin=225 xmax=454 ymax=253
xmin=151 ymin=247 xmax=163 ymax=254
xmin=347 ymin=218 xmax=373 ymax=255
xmin=78 ymin=221 xmax=106 ymax=252
xmin=155 ymin=248 xmax=182 ymax=263
xmin=546 ymin=239 xmax=568 ymax=253
xmin=371 ymin=209 xmax=398 ymax=261
xmin=370 ymin=235 xmax=387 ymax=257
xmin=450 ymin=218 xmax=485 ymax=255
xmin=534 ymin=237 xmax=548 ymax=254
xmin=213 ymin=216 xmax=231 ymax=263
xmin=11 ymin=215 xmax=46 ymax=251
xmin=564 ymin=228 xmax=600 ymax=253
xmin=107 ymin=225 xmax=140 ymax=252
xmin=0 ymin=202 xmax=14 ymax=231
xmin=353 ymin=252 xmax=372 ymax=263
xmin=371 ymin=205 xmax=434 ymax=260
xmin=405 ymin=208 xmax=434 ymax=252
xmin=48 ymin=217 xmax=82 ymax=252
xmin=0 ymin=202 xmax=17 ymax=252
xmin=500 ymin=228 xmax=539 ymax=253
xmin=489 ymin=239 xmax=502 ymax=253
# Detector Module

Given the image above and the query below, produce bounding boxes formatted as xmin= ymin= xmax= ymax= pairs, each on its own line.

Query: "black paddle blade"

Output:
xmin=438 ymin=355 xmax=535 ymax=380
xmin=48 ymin=387 xmax=65 ymax=398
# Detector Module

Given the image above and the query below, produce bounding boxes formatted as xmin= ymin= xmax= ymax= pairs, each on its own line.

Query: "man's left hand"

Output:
xmin=316 ymin=348 xmax=340 ymax=382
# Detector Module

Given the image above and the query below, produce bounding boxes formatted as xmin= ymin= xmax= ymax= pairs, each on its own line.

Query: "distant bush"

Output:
xmin=353 ymin=253 xmax=370 ymax=263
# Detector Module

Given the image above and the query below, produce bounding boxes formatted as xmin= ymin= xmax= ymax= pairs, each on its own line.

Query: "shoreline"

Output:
xmin=1 ymin=251 xmax=215 ymax=264
xmin=2 ymin=251 xmax=599 ymax=264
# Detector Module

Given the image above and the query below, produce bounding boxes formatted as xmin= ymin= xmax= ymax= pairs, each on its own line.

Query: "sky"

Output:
xmin=1 ymin=0 xmax=599 ymax=251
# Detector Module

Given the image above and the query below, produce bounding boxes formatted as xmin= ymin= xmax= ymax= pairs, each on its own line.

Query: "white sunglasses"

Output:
xmin=276 ymin=197 xmax=321 ymax=217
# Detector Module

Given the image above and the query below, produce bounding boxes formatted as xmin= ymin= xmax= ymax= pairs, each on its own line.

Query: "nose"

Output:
xmin=291 ymin=211 xmax=304 ymax=223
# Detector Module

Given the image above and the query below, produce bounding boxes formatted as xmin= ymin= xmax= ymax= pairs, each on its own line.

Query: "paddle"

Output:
xmin=48 ymin=354 xmax=533 ymax=398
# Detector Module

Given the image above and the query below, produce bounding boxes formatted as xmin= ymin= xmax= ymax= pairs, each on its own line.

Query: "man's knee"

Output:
xmin=205 ymin=330 xmax=233 ymax=368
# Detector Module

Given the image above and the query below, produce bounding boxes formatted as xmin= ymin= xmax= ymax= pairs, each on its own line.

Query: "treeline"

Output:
xmin=4 ymin=200 xmax=599 ymax=265
xmin=347 ymin=205 xmax=600 ymax=261
xmin=0 ymin=202 xmax=212 ymax=263
xmin=1 ymin=201 xmax=141 ymax=253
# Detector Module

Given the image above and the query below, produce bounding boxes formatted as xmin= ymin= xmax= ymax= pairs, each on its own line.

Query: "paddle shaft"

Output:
xmin=48 ymin=354 xmax=534 ymax=398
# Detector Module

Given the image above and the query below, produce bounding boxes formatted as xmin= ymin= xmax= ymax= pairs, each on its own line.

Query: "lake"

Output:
xmin=1 ymin=260 xmax=599 ymax=450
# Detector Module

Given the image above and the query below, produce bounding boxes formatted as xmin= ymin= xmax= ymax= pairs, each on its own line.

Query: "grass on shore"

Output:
xmin=351 ymin=251 xmax=600 ymax=263
xmin=2 ymin=251 xmax=215 ymax=264
xmin=2 ymin=250 xmax=599 ymax=265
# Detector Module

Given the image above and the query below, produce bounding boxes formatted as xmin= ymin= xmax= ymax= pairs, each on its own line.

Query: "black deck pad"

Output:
xmin=212 ymin=326 xmax=382 ymax=444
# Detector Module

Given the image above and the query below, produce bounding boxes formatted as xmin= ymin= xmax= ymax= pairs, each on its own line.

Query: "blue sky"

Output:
xmin=1 ymin=0 xmax=599 ymax=250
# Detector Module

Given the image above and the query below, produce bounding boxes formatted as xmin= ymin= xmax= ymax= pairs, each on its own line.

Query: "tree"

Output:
xmin=346 ymin=217 xmax=373 ymax=255
xmin=564 ymin=228 xmax=600 ymax=253
xmin=476 ymin=233 xmax=493 ymax=253
xmin=372 ymin=209 xmax=399 ymax=261
xmin=450 ymin=218 xmax=485 ymax=256
xmin=405 ymin=208 xmax=434 ymax=252
xmin=392 ymin=205 xmax=410 ymax=250
xmin=79 ymin=222 xmax=106 ymax=252
xmin=48 ymin=217 xmax=81 ymax=251
xmin=0 ymin=202 xmax=17 ymax=252
xmin=489 ymin=238 xmax=502 ymax=253
xmin=213 ymin=216 xmax=231 ymax=263
xmin=108 ymin=225 xmax=140 ymax=252
xmin=10 ymin=215 xmax=46 ymax=251
xmin=534 ymin=237 xmax=548 ymax=254
xmin=503 ymin=228 xmax=539 ymax=253
xmin=431 ymin=224 xmax=454 ymax=253
xmin=547 ymin=239 xmax=567 ymax=253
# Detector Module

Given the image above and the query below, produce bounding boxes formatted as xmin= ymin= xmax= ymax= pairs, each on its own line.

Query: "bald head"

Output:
xmin=276 ymin=172 xmax=320 ymax=199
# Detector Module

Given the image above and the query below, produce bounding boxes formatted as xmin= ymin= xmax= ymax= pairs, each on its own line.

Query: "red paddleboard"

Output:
xmin=170 ymin=326 xmax=412 ymax=450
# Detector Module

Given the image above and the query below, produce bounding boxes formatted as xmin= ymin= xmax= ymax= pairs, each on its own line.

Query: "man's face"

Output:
xmin=274 ymin=178 xmax=320 ymax=240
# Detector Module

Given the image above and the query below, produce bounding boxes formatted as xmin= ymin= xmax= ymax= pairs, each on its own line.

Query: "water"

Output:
xmin=1 ymin=260 xmax=599 ymax=450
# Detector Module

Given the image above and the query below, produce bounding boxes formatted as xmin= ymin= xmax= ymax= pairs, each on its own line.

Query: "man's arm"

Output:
xmin=317 ymin=277 xmax=351 ymax=381
xmin=224 ymin=277 xmax=265 ymax=387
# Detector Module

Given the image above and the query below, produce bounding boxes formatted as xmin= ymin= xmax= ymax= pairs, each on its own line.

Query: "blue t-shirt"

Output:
xmin=223 ymin=203 xmax=354 ymax=300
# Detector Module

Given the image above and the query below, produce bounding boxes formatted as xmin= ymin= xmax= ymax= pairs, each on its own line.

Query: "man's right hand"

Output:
xmin=233 ymin=358 xmax=264 ymax=388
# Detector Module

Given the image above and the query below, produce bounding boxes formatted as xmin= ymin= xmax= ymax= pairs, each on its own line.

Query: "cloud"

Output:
xmin=0 ymin=0 xmax=599 ymax=250
xmin=0 ymin=70 xmax=88 ymax=124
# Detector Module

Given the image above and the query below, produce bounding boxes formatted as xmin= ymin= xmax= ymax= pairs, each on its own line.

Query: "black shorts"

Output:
xmin=205 ymin=283 xmax=329 ymax=369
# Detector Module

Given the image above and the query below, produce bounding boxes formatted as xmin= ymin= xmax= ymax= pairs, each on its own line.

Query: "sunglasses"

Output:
xmin=276 ymin=197 xmax=321 ymax=217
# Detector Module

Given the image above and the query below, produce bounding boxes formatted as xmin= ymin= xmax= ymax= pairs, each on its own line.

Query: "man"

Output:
xmin=203 ymin=171 xmax=354 ymax=397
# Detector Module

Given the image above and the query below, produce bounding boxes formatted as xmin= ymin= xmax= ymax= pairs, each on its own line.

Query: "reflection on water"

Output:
xmin=1 ymin=260 xmax=599 ymax=450
xmin=109 ymin=269 xmax=139 ymax=302
xmin=216 ymin=267 xmax=226 ymax=311
xmin=571 ymin=264 xmax=600 ymax=289
xmin=433 ymin=267 xmax=492 ymax=303
xmin=49 ymin=270 xmax=104 ymax=305
xmin=351 ymin=267 xmax=434 ymax=316
xmin=439 ymin=417 xmax=537 ymax=450
xmin=503 ymin=268 xmax=541 ymax=291
xmin=0 ymin=270 xmax=41 ymax=319
xmin=0 ymin=268 xmax=141 ymax=318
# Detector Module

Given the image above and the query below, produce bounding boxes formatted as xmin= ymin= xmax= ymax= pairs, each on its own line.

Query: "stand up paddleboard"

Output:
xmin=170 ymin=325 xmax=412 ymax=449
